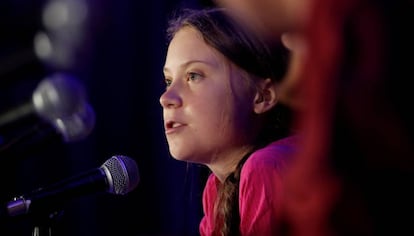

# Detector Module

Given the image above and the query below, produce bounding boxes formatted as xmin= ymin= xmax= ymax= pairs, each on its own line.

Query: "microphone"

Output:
xmin=0 ymin=102 xmax=96 ymax=156
xmin=50 ymin=101 xmax=96 ymax=143
xmin=36 ymin=0 xmax=90 ymax=70
xmin=0 ymin=73 xmax=87 ymax=131
xmin=3 ymin=155 xmax=140 ymax=218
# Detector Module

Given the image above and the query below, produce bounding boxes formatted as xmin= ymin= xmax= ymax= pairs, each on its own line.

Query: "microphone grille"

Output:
xmin=52 ymin=102 xmax=96 ymax=142
xmin=102 ymin=155 xmax=140 ymax=195
xmin=32 ymin=73 xmax=87 ymax=120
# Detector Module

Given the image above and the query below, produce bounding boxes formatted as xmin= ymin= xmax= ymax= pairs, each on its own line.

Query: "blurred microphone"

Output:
xmin=50 ymin=101 xmax=95 ymax=142
xmin=0 ymin=101 xmax=95 ymax=157
xmin=36 ymin=0 xmax=90 ymax=70
xmin=2 ymin=155 xmax=140 ymax=218
xmin=0 ymin=73 xmax=94 ymax=156
xmin=0 ymin=73 xmax=87 ymax=131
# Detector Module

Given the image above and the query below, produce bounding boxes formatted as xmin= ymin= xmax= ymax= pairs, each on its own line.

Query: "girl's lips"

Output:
xmin=165 ymin=121 xmax=185 ymax=134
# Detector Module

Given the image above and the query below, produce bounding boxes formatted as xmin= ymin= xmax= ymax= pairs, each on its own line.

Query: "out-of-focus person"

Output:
xmin=214 ymin=0 xmax=414 ymax=235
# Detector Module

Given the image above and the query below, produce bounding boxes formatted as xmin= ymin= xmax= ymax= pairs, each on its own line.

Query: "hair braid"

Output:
xmin=214 ymin=151 xmax=253 ymax=236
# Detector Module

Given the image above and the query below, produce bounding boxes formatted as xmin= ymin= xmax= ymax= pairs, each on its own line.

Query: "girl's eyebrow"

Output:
xmin=164 ymin=59 xmax=219 ymax=74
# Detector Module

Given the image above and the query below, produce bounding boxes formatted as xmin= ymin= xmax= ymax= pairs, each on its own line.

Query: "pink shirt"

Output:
xmin=199 ymin=135 xmax=299 ymax=236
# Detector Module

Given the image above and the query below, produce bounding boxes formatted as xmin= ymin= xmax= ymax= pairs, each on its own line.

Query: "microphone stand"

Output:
xmin=32 ymin=210 xmax=63 ymax=236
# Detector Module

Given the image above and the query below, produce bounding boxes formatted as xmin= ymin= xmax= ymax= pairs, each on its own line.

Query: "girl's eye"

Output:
xmin=187 ymin=72 xmax=202 ymax=82
xmin=164 ymin=78 xmax=172 ymax=87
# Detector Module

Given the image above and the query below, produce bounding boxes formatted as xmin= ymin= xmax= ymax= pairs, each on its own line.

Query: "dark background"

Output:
xmin=0 ymin=0 xmax=215 ymax=235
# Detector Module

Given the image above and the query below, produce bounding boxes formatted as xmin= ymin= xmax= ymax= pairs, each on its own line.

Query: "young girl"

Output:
xmin=160 ymin=8 xmax=299 ymax=235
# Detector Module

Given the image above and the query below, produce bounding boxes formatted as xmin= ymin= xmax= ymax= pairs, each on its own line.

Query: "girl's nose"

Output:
xmin=159 ymin=86 xmax=182 ymax=109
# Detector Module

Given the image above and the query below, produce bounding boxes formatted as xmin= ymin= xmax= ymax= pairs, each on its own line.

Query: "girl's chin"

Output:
xmin=171 ymin=155 xmax=192 ymax=162
xmin=171 ymin=154 xmax=202 ymax=164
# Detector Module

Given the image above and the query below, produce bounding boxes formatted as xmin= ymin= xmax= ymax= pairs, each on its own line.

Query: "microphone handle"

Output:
xmin=0 ymin=121 xmax=60 ymax=159
xmin=7 ymin=168 xmax=108 ymax=217
xmin=0 ymin=102 xmax=35 ymax=130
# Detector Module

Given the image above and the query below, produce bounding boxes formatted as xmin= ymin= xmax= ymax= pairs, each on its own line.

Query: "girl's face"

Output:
xmin=160 ymin=27 xmax=256 ymax=165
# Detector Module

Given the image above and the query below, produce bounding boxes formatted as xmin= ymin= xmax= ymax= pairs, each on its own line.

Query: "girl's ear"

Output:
xmin=253 ymin=78 xmax=279 ymax=114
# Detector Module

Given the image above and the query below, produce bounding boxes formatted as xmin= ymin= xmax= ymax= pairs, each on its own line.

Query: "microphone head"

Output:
xmin=32 ymin=73 xmax=87 ymax=120
xmin=101 ymin=155 xmax=140 ymax=195
xmin=51 ymin=102 xmax=96 ymax=142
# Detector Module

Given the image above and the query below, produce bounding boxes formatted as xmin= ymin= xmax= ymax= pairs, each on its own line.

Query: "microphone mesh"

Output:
xmin=32 ymin=73 xmax=87 ymax=119
xmin=102 ymin=155 xmax=140 ymax=195
xmin=52 ymin=102 xmax=96 ymax=142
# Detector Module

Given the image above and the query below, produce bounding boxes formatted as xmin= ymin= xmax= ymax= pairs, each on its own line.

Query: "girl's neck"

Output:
xmin=206 ymin=145 xmax=255 ymax=182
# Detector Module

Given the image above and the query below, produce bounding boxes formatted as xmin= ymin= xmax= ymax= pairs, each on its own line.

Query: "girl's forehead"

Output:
xmin=166 ymin=27 xmax=230 ymax=70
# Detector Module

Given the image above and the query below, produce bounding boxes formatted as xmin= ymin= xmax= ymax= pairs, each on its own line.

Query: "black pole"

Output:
xmin=32 ymin=210 xmax=63 ymax=236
